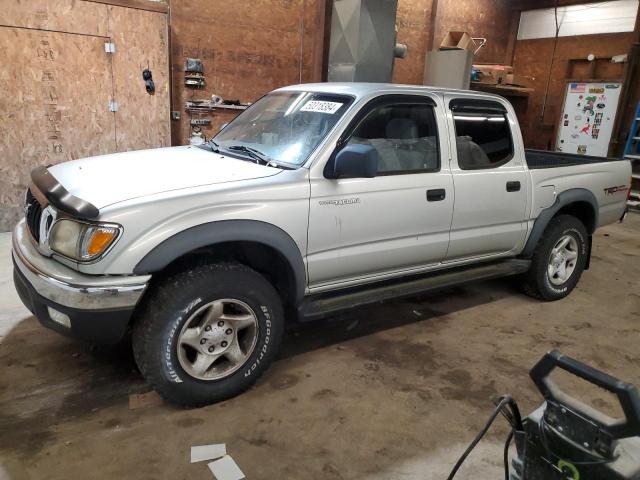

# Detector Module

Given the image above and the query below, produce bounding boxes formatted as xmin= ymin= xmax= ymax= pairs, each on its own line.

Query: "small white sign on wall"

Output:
xmin=556 ymin=82 xmax=622 ymax=157
xmin=300 ymin=100 xmax=343 ymax=114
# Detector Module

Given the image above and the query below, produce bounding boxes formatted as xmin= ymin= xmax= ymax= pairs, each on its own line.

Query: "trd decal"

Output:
xmin=604 ymin=185 xmax=627 ymax=196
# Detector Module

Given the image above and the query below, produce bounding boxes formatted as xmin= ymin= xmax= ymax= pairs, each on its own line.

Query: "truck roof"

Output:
xmin=277 ymin=82 xmax=504 ymax=102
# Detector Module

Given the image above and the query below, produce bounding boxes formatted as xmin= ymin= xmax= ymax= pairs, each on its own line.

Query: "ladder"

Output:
xmin=623 ymin=102 xmax=640 ymax=209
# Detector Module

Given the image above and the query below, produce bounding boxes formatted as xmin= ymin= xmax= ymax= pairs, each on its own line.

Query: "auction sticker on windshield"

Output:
xmin=300 ymin=100 xmax=343 ymax=114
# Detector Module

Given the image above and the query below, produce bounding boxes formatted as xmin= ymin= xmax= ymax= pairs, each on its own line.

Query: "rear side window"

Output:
xmin=451 ymin=100 xmax=513 ymax=170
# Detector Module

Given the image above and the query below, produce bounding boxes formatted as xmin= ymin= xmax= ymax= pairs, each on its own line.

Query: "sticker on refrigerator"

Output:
xmin=577 ymin=145 xmax=587 ymax=154
xmin=570 ymin=83 xmax=585 ymax=93
xmin=583 ymin=96 xmax=597 ymax=115
xmin=594 ymin=112 xmax=603 ymax=126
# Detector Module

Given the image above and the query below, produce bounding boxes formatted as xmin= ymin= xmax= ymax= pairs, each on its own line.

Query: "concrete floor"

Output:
xmin=0 ymin=215 xmax=639 ymax=480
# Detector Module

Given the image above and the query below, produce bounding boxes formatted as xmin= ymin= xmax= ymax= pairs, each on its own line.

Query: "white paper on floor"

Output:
xmin=208 ymin=455 xmax=245 ymax=480
xmin=190 ymin=444 xmax=227 ymax=463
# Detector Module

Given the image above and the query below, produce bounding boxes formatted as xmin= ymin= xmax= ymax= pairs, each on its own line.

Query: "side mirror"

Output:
xmin=330 ymin=144 xmax=378 ymax=179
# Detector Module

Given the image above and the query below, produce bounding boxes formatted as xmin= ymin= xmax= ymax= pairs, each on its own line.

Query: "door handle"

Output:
xmin=506 ymin=181 xmax=521 ymax=192
xmin=427 ymin=189 xmax=446 ymax=202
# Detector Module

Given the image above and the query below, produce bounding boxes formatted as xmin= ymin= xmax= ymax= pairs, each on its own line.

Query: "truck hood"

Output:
xmin=48 ymin=146 xmax=281 ymax=209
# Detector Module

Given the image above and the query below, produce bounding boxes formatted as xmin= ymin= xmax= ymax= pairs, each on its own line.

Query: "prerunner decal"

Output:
xmin=319 ymin=197 xmax=361 ymax=206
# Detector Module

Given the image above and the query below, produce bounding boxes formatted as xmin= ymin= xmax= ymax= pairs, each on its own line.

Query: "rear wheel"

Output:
xmin=132 ymin=262 xmax=284 ymax=407
xmin=522 ymin=215 xmax=588 ymax=301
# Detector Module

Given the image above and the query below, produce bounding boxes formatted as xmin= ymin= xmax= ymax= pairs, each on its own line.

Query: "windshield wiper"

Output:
xmin=224 ymin=144 xmax=295 ymax=170
xmin=197 ymin=138 xmax=221 ymax=153
xmin=225 ymin=145 xmax=278 ymax=166
xmin=226 ymin=145 xmax=270 ymax=164
xmin=207 ymin=139 xmax=221 ymax=152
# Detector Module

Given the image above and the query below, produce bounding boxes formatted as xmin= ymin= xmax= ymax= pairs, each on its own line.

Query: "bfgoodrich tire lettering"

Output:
xmin=522 ymin=215 xmax=588 ymax=301
xmin=132 ymin=262 xmax=284 ymax=407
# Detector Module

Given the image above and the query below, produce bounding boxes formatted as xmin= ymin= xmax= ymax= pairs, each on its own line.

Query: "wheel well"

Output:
xmin=152 ymin=241 xmax=299 ymax=307
xmin=555 ymin=201 xmax=597 ymax=233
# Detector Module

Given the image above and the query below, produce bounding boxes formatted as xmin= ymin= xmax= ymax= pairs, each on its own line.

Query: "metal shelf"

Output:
xmin=185 ymin=101 xmax=248 ymax=113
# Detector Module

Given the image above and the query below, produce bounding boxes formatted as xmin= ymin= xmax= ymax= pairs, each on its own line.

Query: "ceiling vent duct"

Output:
xmin=328 ymin=0 xmax=405 ymax=83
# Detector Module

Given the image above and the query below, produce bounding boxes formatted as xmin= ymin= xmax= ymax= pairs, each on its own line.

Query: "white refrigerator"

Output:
xmin=555 ymin=81 xmax=622 ymax=157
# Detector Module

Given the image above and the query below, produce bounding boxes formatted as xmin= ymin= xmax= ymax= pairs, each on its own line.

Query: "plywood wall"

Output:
xmin=170 ymin=0 xmax=326 ymax=144
xmin=392 ymin=0 xmax=435 ymax=84
xmin=108 ymin=4 xmax=171 ymax=149
xmin=513 ymin=32 xmax=635 ymax=150
xmin=0 ymin=28 xmax=116 ymax=228
xmin=0 ymin=0 xmax=170 ymax=231
xmin=392 ymin=0 xmax=515 ymax=85
xmin=170 ymin=0 xmax=517 ymax=137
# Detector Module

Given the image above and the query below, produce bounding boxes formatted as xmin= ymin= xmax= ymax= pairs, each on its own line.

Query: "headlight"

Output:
xmin=49 ymin=219 xmax=121 ymax=261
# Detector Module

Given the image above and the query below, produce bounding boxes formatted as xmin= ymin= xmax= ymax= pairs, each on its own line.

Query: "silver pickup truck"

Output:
xmin=12 ymin=83 xmax=631 ymax=406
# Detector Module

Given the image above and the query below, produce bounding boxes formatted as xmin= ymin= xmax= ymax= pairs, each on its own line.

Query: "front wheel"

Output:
xmin=522 ymin=214 xmax=588 ymax=301
xmin=132 ymin=262 xmax=284 ymax=407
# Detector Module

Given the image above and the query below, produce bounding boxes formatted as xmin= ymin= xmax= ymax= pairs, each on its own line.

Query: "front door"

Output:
xmin=307 ymin=94 xmax=454 ymax=290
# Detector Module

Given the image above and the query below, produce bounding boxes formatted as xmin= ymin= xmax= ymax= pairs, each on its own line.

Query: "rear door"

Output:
xmin=444 ymin=96 xmax=529 ymax=261
xmin=306 ymin=93 xmax=454 ymax=290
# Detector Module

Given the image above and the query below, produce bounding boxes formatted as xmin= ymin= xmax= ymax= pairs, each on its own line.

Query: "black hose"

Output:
xmin=446 ymin=396 xmax=513 ymax=480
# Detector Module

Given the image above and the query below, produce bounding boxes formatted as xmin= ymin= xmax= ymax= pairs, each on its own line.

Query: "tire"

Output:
xmin=132 ymin=262 xmax=284 ymax=407
xmin=522 ymin=214 xmax=588 ymax=301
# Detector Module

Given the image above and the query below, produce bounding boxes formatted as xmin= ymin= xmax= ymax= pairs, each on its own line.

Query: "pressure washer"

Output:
xmin=447 ymin=350 xmax=640 ymax=480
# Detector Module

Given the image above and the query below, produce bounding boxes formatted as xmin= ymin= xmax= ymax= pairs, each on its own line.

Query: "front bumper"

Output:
xmin=12 ymin=220 xmax=150 ymax=343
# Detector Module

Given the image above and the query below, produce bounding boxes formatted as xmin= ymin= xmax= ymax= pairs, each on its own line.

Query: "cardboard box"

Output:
xmin=505 ymin=73 xmax=533 ymax=87
xmin=440 ymin=31 xmax=474 ymax=51
xmin=424 ymin=49 xmax=474 ymax=90
xmin=473 ymin=64 xmax=513 ymax=85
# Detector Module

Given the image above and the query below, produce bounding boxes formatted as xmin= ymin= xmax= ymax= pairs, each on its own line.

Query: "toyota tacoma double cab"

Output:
xmin=12 ymin=83 xmax=631 ymax=406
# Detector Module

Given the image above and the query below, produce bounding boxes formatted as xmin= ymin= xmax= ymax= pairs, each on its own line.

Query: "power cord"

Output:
xmin=446 ymin=395 xmax=523 ymax=480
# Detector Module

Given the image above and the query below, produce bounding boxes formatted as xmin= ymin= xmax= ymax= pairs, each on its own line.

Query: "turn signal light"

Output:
xmin=82 ymin=227 xmax=119 ymax=259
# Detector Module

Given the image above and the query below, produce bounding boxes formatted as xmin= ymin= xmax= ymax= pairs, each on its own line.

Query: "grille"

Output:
xmin=25 ymin=189 xmax=43 ymax=243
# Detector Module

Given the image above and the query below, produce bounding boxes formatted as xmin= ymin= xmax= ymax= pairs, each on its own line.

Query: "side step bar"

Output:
xmin=298 ymin=259 xmax=531 ymax=321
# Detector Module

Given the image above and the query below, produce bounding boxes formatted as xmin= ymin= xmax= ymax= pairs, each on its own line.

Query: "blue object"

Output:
xmin=623 ymin=101 xmax=640 ymax=159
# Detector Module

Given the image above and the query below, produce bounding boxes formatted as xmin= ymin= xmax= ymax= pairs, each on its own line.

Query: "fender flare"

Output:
xmin=521 ymin=188 xmax=598 ymax=257
xmin=133 ymin=220 xmax=306 ymax=303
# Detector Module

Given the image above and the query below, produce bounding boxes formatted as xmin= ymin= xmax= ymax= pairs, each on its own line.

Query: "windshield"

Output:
xmin=213 ymin=91 xmax=353 ymax=167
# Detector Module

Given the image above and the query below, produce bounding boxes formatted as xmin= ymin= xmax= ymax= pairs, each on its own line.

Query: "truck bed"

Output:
xmin=525 ymin=149 xmax=624 ymax=170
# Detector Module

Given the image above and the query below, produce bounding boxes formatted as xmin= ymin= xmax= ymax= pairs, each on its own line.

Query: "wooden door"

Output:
xmin=0 ymin=27 xmax=115 ymax=227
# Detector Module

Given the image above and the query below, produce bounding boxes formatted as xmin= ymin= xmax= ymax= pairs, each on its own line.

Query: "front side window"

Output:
xmin=347 ymin=102 xmax=439 ymax=174
xmin=213 ymin=91 xmax=353 ymax=167
xmin=452 ymin=103 xmax=514 ymax=170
